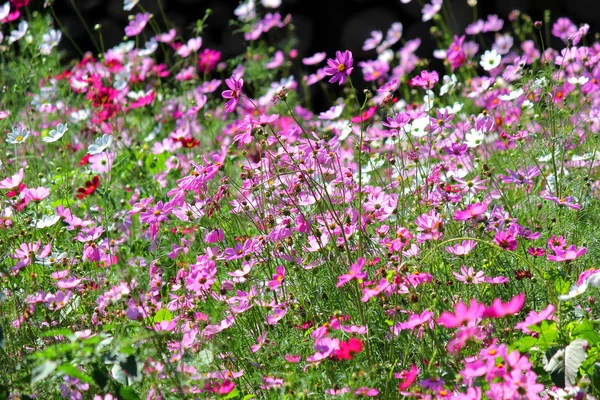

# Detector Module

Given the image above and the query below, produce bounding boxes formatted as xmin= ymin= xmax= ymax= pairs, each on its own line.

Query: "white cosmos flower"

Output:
xmin=8 ymin=21 xmax=28 ymax=44
xmin=87 ymin=134 xmax=113 ymax=155
xmin=123 ymin=0 xmax=140 ymax=11
xmin=0 ymin=3 xmax=9 ymax=20
xmin=464 ymin=129 xmax=484 ymax=148
xmin=407 ymin=116 xmax=430 ymax=138
xmin=568 ymin=76 xmax=589 ymax=85
xmin=43 ymin=123 xmax=68 ymax=143
xmin=34 ymin=215 xmax=60 ymax=229
xmin=39 ymin=29 xmax=62 ymax=55
xmin=6 ymin=126 xmax=30 ymax=144
xmin=498 ymin=88 xmax=524 ymax=101
xmin=261 ymin=0 xmax=281 ymax=7
xmin=69 ymin=109 xmax=90 ymax=123
xmin=318 ymin=104 xmax=345 ymax=120
xmin=480 ymin=49 xmax=501 ymax=71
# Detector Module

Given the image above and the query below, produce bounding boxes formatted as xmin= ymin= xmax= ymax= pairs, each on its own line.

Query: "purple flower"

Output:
xmin=125 ymin=12 xmax=151 ymax=37
xmin=324 ymin=50 xmax=354 ymax=85
xmin=221 ymin=75 xmax=244 ymax=113
xmin=410 ymin=70 xmax=439 ymax=89
xmin=494 ymin=230 xmax=518 ymax=251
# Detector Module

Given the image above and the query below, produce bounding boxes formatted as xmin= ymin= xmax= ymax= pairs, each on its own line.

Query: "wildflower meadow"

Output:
xmin=2 ymin=0 xmax=600 ymax=398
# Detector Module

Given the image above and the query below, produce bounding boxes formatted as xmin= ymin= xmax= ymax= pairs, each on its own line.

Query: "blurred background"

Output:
xmin=33 ymin=0 xmax=600 ymax=62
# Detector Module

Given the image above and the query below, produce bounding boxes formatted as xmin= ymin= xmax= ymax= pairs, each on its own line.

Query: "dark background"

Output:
xmin=37 ymin=0 xmax=600 ymax=62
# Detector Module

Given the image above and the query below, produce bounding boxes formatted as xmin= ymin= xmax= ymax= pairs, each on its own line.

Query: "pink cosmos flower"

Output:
xmin=453 ymin=201 xmax=489 ymax=221
xmin=337 ymin=258 xmax=367 ymax=288
xmin=410 ymin=70 xmax=439 ymax=89
xmin=483 ymin=293 xmax=525 ymax=318
xmin=547 ymin=245 xmax=587 ymax=262
xmin=0 ymin=168 xmax=24 ymax=189
xmin=124 ymin=12 xmax=151 ymax=37
xmin=437 ymin=298 xmax=484 ymax=328
xmin=445 ymin=240 xmax=476 ymax=256
xmin=515 ymin=304 xmax=555 ymax=333
xmin=267 ymin=265 xmax=285 ymax=290
xmin=395 ymin=364 xmax=419 ymax=391
xmin=324 ymin=50 xmax=354 ymax=85
xmin=453 ymin=266 xmax=485 ymax=284
xmin=494 ymin=230 xmax=518 ymax=251
xmin=221 ymin=75 xmax=244 ymax=113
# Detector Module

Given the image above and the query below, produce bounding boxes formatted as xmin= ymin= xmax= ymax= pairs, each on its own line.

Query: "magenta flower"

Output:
xmin=483 ymin=293 xmax=525 ymax=318
xmin=221 ymin=75 xmax=244 ymax=113
xmin=437 ymin=298 xmax=484 ymax=328
xmin=324 ymin=50 xmax=354 ymax=85
xmin=410 ymin=70 xmax=439 ymax=89
xmin=336 ymin=257 xmax=367 ymax=288
xmin=515 ymin=304 xmax=555 ymax=333
xmin=124 ymin=12 xmax=151 ymax=37
xmin=547 ymin=245 xmax=587 ymax=262
xmin=453 ymin=201 xmax=489 ymax=221
xmin=267 ymin=265 xmax=285 ymax=290
xmin=494 ymin=230 xmax=518 ymax=251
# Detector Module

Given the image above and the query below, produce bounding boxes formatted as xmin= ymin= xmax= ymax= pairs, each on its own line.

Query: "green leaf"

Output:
xmin=153 ymin=309 xmax=173 ymax=323
xmin=555 ymin=277 xmax=571 ymax=295
xmin=0 ymin=324 xmax=4 ymax=349
xmin=41 ymin=329 xmax=74 ymax=338
xmin=573 ymin=321 xmax=600 ymax=345
xmin=222 ymin=387 xmax=240 ymax=399
xmin=118 ymin=386 xmax=140 ymax=400
xmin=543 ymin=339 xmax=588 ymax=388
xmin=592 ymin=362 xmax=600 ymax=392
xmin=565 ymin=339 xmax=588 ymax=386
xmin=32 ymin=360 xmax=57 ymax=384
xmin=511 ymin=336 xmax=538 ymax=352
xmin=57 ymin=365 xmax=94 ymax=385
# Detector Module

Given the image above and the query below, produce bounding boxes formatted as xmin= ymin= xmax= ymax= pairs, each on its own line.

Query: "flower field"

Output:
xmin=2 ymin=0 xmax=600 ymax=398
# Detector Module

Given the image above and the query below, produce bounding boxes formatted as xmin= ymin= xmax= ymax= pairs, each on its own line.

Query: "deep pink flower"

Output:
xmin=547 ymin=245 xmax=587 ymax=262
xmin=324 ymin=50 xmax=354 ymax=85
xmin=483 ymin=293 xmax=525 ymax=318
xmin=410 ymin=70 xmax=439 ymax=89
xmin=515 ymin=304 xmax=555 ymax=333
xmin=337 ymin=258 xmax=367 ymax=288
xmin=453 ymin=201 xmax=489 ymax=221
xmin=494 ymin=230 xmax=518 ymax=251
xmin=396 ymin=364 xmax=419 ymax=391
xmin=437 ymin=299 xmax=484 ymax=328
xmin=221 ymin=75 xmax=244 ymax=113
xmin=267 ymin=266 xmax=285 ymax=290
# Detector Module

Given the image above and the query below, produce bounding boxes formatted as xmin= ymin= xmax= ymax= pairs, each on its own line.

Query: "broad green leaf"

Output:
xmin=153 ymin=309 xmax=173 ymax=323
xmin=57 ymin=365 xmax=94 ymax=385
xmin=511 ymin=336 xmax=538 ymax=352
xmin=32 ymin=360 xmax=57 ymax=384
xmin=223 ymin=388 xmax=240 ymax=399
xmin=565 ymin=339 xmax=588 ymax=386
xmin=118 ymin=386 xmax=140 ymax=400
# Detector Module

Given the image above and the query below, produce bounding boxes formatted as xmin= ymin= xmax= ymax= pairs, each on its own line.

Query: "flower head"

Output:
xmin=324 ymin=50 xmax=354 ymax=85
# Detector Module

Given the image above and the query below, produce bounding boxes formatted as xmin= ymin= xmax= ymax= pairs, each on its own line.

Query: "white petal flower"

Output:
xmin=6 ymin=126 xmax=30 ymax=144
xmin=8 ymin=21 xmax=28 ymax=44
xmin=123 ymin=0 xmax=140 ymax=11
xmin=480 ymin=49 xmax=501 ymax=71
xmin=34 ymin=215 xmax=60 ymax=229
xmin=43 ymin=123 xmax=68 ymax=143
xmin=0 ymin=3 xmax=10 ymax=20
xmin=39 ymin=29 xmax=61 ymax=55
xmin=87 ymin=134 xmax=113 ymax=155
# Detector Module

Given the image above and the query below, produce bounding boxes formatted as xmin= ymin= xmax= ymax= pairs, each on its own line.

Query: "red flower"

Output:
xmin=350 ymin=106 xmax=377 ymax=123
xmin=333 ymin=337 xmax=363 ymax=360
xmin=76 ymin=176 xmax=100 ymax=199
xmin=79 ymin=154 xmax=91 ymax=166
